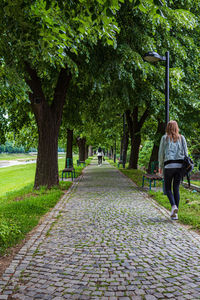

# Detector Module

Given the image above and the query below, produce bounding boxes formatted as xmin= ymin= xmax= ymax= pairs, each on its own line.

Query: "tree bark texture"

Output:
xmin=122 ymin=129 xmax=129 ymax=165
xmin=25 ymin=63 xmax=71 ymax=188
xmin=120 ymin=137 xmax=123 ymax=161
xmin=85 ymin=145 xmax=89 ymax=160
xmin=126 ymin=108 xmax=149 ymax=169
xmin=35 ymin=116 xmax=59 ymax=188
xmin=77 ymin=137 xmax=86 ymax=161
xmin=129 ymin=133 xmax=141 ymax=169
xmin=110 ymin=146 xmax=113 ymax=159
xmin=147 ymin=120 xmax=165 ymax=172
xmin=65 ymin=128 xmax=73 ymax=168
xmin=88 ymin=145 xmax=93 ymax=156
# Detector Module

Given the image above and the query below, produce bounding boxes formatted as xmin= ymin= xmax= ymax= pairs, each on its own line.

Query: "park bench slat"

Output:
xmin=143 ymin=174 xmax=162 ymax=180
xmin=142 ymin=161 xmax=164 ymax=191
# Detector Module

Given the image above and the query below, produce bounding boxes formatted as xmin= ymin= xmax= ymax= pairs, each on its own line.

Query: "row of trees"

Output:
xmin=0 ymin=0 xmax=200 ymax=188
xmin=0 ymin=142 xmax=28 ymax=154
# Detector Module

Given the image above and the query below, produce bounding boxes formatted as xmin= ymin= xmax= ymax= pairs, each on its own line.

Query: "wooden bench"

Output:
xmin=62 ymin=158 xmax=76 ymax=181
xmin=142 ymin=173 xmax=164 ymax=191
xmin=142 ymin=161 xmax=164 ymax=191
xmin=77 ymin=160 xmax=86 ymax=166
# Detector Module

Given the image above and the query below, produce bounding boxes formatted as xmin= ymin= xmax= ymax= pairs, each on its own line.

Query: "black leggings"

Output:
xmin=98 ymin=156 xmax=102 ymax=165
xmin=164 ymin=168 xmax=182 ymax=208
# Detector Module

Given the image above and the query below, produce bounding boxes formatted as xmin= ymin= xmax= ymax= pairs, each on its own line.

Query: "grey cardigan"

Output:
xmin=158 ymin=134 xmax=188 ymax=169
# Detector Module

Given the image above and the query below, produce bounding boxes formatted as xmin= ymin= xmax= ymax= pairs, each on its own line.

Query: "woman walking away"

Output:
xmin=158 ymin=120 xmax=188 ymax=220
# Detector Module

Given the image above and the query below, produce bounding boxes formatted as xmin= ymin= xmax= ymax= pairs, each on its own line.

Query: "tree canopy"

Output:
xmin=0 ymin=0 xmax=200 ymax=182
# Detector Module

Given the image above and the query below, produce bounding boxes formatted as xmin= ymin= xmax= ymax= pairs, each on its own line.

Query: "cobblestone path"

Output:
xmin=1 ymin=160 xmax=200 ymax=300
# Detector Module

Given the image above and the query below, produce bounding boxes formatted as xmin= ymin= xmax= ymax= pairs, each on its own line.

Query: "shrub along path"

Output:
xmin=1 ymin=160 xmax=200 ymax=299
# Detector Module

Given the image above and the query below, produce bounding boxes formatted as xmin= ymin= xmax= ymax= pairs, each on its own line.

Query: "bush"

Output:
xmin=0 ymin=219 xmax=22 ymax=254
xmin=0 ymin=182 xmax=72 ymax=255
xmin=3 ymin=141 xmax=26 ymax=154
xmin=138 ymin=140 xmax=153 ymax=169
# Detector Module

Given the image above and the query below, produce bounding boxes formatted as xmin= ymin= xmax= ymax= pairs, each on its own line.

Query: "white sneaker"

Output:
xmin=170 ymin=205 xmax=178 ymax=218
xmin=171 ymin=213 xmax=178 ymax=220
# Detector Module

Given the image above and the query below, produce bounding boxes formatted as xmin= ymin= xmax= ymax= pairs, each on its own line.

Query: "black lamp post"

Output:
xmin=143 ymin=51 xmax=169 ymax=126
xmin=122 ymin=112 xmax=126 ymax=168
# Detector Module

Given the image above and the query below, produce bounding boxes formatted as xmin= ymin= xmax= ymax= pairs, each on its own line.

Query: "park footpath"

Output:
xmin=1 ymin=160 xmax=200 ymax=300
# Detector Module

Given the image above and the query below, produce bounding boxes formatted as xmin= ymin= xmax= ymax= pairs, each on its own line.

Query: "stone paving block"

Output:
xmin=164 ymin=293 xmax=176 ymax=298
xmin=116 ymin=291 xmax=125 ymax=297
xmin=144 ymin=296 xmax=157 ymax=300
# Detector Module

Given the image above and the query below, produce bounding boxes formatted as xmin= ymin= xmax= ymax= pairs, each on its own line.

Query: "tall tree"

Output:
xmin=0 ymin=0 xmax=123 ymax=188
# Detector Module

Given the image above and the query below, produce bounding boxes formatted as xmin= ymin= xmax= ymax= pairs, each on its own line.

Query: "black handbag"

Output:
xmin=181 ymin=136 xmax=194 ymax=186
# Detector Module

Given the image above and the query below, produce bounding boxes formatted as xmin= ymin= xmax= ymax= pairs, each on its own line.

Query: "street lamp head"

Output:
xmin=143 ymin=51 xmax=166 ymax=62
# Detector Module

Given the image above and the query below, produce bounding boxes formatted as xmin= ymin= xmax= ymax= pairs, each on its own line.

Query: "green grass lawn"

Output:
xmin=0 ymin=153 xmax=65 ymax=161
xmin=188 ymin=180 xmax=200 ymax=187
xmin=0 ymin=156 xmax=91 ymax=255
xmin=0 ymin=158 xmax=64 ymax=198
xmin=0 ymin=153 xmax=37 ymax=161
xmin=0 ymin=156 xmax=88 ymax=198
xmin=0 ymin=164 xmax=36 ymax=198
xmin=108 ymin=160 xmax=200 ymax=232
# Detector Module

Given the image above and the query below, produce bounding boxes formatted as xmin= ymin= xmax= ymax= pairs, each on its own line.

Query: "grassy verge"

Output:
xmin=0 ymin=156 xmax=91 ymax=198
xmin=0 ymin=156 xmax=91 ymax=255
xmin=0 ymin=153 xmax=65 ymax=161
xmin=109 ymin=161 xmax=200 ymax=231
xmin=0 ymin=164 xmax=36 ymax=197
xmin=188 ymin=180 xmax=200 ymax=187
xmin=0 ymin=153 xmax=37 ymax=161
xmin=0 ymin=182 xmax=72 ymax=255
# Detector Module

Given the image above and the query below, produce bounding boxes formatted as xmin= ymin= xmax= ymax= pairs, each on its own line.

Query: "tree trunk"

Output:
xmin=85 ymin=144 xmax=88 ymax=160
xmin=88 ymin=146 xmax=93 ymax=156
xmin=35 ymin=115 xmax=59 ymax=188
xmin=147 ymin=120 xmax=165 ymax=172
xmin=65 ymin=128 xmax=73 ymax=168
xmin=25 ymin=63 xmax=71 ymax=188
xmin=129 ymin=134 xmax=141 ymax=169
xmin=114 ymin=140 xmax=116 ymax=163
xmin=126 ymin=107 xmax=149 ymax=169
xmin=120 ymin=137 xmax=123 ymax=161
xmin=77 ymin=137 xmax=86 ymax=161
xmin=110 ymin=146 xmax=113 ymax=159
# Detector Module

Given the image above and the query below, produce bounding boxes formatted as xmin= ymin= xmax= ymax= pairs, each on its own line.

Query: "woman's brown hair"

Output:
xmin=166 ymin=120 xmax=180 ymax=142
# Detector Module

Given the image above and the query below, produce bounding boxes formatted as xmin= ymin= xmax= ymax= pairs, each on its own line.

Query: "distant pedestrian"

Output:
xmin=158 ymin=120 xmax=188 ymax=220
xmin=97 ymin=147 xmax=104 ymax=166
